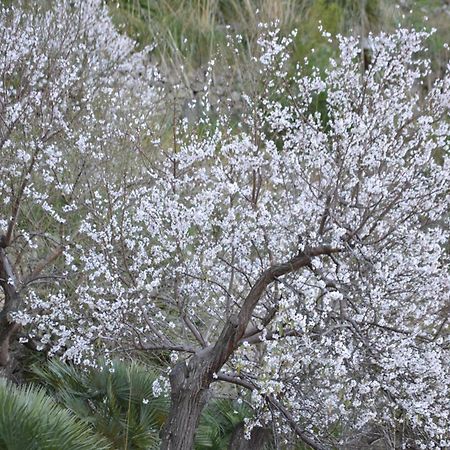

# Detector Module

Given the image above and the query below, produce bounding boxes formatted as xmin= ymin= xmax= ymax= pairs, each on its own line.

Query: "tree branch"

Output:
xmin=183 ymin=314 xmax=207 ymax=347
xmin=239 ymin=328 xmax=300 ymax=346
xmin=210 ymin=245 xmax=341 ymax=371
xmin=22 ymin=245 xmax=63 ymax=286
xmin=214 ymin=373 xmax=328 ymax=450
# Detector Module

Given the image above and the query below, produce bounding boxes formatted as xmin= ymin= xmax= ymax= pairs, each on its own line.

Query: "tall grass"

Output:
xmin=112 ymin=0 xmax=448 ymax=74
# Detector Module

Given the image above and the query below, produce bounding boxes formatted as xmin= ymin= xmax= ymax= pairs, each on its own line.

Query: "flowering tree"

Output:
xmin=1 ymin=2 xmax=450 ymax=449
xmin=0 ymin=0 xmax=156 ymax=365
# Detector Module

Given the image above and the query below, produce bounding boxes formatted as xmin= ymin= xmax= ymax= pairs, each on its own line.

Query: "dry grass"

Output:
xmin=112 ymin=0 xmax=449 ymax=81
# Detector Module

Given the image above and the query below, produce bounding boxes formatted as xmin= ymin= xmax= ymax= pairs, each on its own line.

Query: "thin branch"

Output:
xmin=266 ymin=395 xmax=328 ymax=450
xmin=242 ymin=304 xmax=279 ymax=340
xmin=239 ymin=328 xmax=300 ymax=346
xmin=22 ymin=245 xmax=63 ymax=285
xmin=139 ymin=343 xmax=197 ymax=354
xmin=183 ymin=314 xmax=207 ymax=347
xmin=4 ymin=151 xmax=39 ymax=246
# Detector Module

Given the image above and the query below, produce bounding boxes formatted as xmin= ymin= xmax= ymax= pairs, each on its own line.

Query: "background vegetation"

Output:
xmin=111 ymin=0 xmax=449 ymax=75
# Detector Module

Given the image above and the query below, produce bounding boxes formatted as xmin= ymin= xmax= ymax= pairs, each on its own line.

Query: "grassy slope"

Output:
xmin=111 ymin=0 xmax=449 ymax=75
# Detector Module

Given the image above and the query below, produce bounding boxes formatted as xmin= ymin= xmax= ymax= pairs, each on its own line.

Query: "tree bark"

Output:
xmin=0 ymin=245 xmax=21 ymax=367
xmin=160 ymin=314 xmax=242 ymax=449
xmin=0 ymin=236 xmax=62 ymax=368
xmin=160 ymin=355 xmax=212 ymax=450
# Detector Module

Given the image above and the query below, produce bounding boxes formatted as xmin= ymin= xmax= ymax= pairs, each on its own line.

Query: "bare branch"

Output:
xmin=22 ymin=245 xmax=63 ymax=286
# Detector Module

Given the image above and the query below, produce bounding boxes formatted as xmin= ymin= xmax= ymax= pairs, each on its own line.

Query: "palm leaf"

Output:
xmin=0 ymin=378 xmax=110 ymax=450
xmin=195 ymin=397 xmax=253 ymax=450
xmin=30 ymin=358 xmax=168 ymax=449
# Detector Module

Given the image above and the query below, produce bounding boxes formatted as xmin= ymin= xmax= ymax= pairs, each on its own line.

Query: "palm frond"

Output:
xmin=0 ymin=378 xmax=110 ymax=450
xmin=195 ymin=397 xmax=253 ymax=450
xmin=30 ymin=358 xmax=168 ymax=449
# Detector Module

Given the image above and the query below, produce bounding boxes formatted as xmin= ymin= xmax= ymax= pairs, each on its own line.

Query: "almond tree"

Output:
xmin=1 ymin=2 xmax=450 ymax=449
xmin=0 ymin=0 xmax=156 ymax=367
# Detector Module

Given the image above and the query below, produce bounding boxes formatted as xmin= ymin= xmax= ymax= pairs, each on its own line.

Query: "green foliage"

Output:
xmin=195 ymin=398 xmax=253 ymax=449
xmin=28 ymin=358 xmax=258 ymax=449
xmin=30 ymin=359 xmax=167 ymax=450
xmin=402 ymin=0 xmax=450 ymax=77
xmin=289 ymin=0 xmax=343 ymax=74
xmin=112 ymin=0 xmax=229 ymax=67
xmin=0 ymin=378 xmax=109 ymax=450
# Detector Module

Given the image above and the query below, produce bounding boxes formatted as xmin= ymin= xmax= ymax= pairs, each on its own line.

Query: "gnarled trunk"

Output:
xmin=161 ymin=316 xmax=241 ymax=449
xmin=160 ymin=356 xmax=212 ymax=450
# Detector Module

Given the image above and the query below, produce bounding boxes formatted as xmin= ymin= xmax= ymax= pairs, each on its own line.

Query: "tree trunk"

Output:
xmin=0 ymin=246 xmax=21 ymax=367
xmin=160 ymin=357 xmax=212 ymax=450
xmin=161 ymin=316 xmax=241 ymax=450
